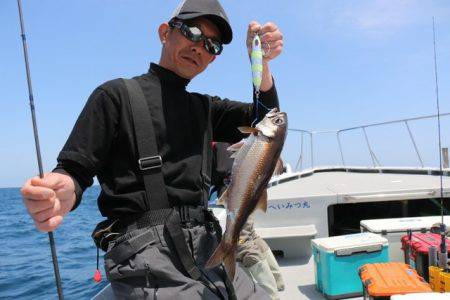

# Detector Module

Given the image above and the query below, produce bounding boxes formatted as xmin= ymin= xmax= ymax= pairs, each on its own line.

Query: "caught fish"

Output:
xmin=251 ymin=34 xmax=263 ymax=94
xmin=206 ymin=108 xmax=288 ymax=280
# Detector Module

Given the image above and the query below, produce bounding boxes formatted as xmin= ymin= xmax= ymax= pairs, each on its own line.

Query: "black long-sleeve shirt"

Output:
xmin=54 ymin=63 xmax=279 ymax=219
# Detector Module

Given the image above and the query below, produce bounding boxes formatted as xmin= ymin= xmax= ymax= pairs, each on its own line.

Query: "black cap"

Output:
xmin=171 ymin=0 xmax=232 ymax=44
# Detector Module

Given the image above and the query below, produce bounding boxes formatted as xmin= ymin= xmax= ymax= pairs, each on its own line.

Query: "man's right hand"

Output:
xmin=21 ymin=172 xmax=77 ymax=232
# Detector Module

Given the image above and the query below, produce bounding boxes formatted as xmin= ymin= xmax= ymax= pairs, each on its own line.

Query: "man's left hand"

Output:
xmin=247 ymin=21 xmax=283 ymax=63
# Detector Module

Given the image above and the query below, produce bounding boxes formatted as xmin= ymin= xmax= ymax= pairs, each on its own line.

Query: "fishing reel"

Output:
xmin=430 ymin=223 xmax=450 ymax=236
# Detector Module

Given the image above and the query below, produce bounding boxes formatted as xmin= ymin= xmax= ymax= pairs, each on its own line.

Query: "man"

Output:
xmin=211 ymin=142 xmax=285 ymax=300
xmin=21 ymin=0 xmax=284 ymax=299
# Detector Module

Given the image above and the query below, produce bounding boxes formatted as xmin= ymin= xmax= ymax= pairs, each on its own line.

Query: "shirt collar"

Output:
xmin=149 ymin=63 xmax=190 ymax=89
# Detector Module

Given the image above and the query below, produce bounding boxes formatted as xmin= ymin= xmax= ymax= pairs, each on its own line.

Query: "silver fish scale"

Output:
xmin=227 ymin=133 xmax=269 ymax=216
xmin=206 ymin=109 xmax=287 ymax=281
xmin=231 ymin=134 xmax=255 ymax=177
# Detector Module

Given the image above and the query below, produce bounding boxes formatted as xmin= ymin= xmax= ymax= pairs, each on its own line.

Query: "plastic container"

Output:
xmin=360 ymin=216 xmax=450 ymax=262
xmin=312 ymin=232 xmax=389 ymax=299
xmin=391 ymin=292 xmax=450 ymax=299
xmin=359 ymin=262 xmax=432 ymax=300
xmin=440 ymin=270 xmax=450 ymax=293
xmin=401 ymin=233 xmax=450 ymax=281
xmin=429 ymin=266 xmax=443 ymax=292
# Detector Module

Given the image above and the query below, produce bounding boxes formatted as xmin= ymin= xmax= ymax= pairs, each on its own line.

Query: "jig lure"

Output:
xmin=251 ymin=34 xmax=263 ymax=96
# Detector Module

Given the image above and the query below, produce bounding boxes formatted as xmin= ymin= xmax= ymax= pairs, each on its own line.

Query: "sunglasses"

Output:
xmin=168 ymin=20 xmax=223 ymax=55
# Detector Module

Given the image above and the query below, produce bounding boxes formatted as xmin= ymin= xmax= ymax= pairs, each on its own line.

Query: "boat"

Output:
xmin=94 ymin=112 xmax=450 ymax=299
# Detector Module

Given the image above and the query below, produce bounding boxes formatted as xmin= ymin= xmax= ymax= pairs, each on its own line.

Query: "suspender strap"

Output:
xmin=165 ymin=209 xmax=228 ymax=299
xmin=123 ymin=78 xmax=170 ymax=210
xmin=204 ymin=210 xmax=237 ymax=300
xmin=220 ymin=265 xmax=237 ymax=300
xmin=123 ymin=78 xmax=230 ymax=299
xmin=165 ymin=210 xmax=202 ymax=280
xmin=201 ymin=96 xmax=212 ymax=209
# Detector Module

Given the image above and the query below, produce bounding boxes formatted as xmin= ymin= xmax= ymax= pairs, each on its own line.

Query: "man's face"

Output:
xmin=159 ymin=17 xmax=221 ymax=79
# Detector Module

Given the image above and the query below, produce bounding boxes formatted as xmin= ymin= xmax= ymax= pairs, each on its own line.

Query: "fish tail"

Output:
xmin=206 ymin=239 xmax=228 ymax=269
xmin=206 ymin=239 xmax=237 ymax=280
xmin=223 ymin=250 xmax=237 ymax=281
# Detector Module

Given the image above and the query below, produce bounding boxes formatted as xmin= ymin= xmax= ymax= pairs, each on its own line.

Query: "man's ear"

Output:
xmin=209 ymin=55 xmax=216 ymax=63
xmin=158 ymin=23 xmax=170 ymax=44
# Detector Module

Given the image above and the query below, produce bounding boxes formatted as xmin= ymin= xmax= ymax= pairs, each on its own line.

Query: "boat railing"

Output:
xmin=289 ymin=112 xmax=450 ymax=171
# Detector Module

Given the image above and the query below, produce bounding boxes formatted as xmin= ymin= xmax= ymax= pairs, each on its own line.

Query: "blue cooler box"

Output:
xmin=312 ymin=232 xmax=389 ymax=299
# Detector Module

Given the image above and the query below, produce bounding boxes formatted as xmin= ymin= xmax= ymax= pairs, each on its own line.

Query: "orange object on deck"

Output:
xmin=359 ymin=262 xmax=432 ymax=298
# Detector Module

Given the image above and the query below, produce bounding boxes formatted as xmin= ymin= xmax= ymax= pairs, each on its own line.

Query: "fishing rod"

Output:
xmin=16 ymin=0 xmax=64 ymax=299
xmin=432 ymin=17 xmax=448 ymax=270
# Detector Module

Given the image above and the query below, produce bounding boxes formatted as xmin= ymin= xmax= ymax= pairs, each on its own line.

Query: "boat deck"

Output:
xmin=278 ymin=255 xmax=362 ymax=300
xmin=93 ymin=168 xmax=450 ymax=299
xmin=93 ymin=255 xmax=363 ymax=300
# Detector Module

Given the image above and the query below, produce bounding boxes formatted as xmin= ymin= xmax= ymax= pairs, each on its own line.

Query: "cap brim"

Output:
xmin=173 ymin=13 xmax=232 ymax=44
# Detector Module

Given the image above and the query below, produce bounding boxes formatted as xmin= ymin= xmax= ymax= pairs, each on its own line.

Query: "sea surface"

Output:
xmin=0 ymin=186 xmax=108 ymax=299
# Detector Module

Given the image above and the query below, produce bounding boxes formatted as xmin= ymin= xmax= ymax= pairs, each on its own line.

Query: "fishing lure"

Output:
xmin=250 ymin=33 xmax=271 ymax=126
xmin=251 ymin=34 xmax=263 ymax=96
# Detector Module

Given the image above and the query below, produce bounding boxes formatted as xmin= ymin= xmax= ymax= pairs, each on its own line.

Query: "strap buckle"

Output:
xmin=178 ymin=206 xmax=206 ymax=228
xmin=138 ymin=155 xmax=162 ymax=171
xmin=179 ymin=206 xmax=190 ymax=226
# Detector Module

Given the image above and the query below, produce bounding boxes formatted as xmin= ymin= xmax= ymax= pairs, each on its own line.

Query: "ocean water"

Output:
xmin=0 ymin=186 xmax=108 ymax=299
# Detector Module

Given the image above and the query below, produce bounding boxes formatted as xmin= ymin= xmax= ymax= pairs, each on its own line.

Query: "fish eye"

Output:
xmin=273 ymin=117 xmax=284 ymax=125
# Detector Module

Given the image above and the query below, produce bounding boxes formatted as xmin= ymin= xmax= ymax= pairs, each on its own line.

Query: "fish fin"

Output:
xmin=227 ymin=140 xmax=245 ymax=153
xmin=256 ymin=189 xmax=268 ymax=212
xmin=273 ymin=158 xmax=284 ymax=176
xmin=206 ymin=239 xmax=237 ymax=281
xmin=238 ymin=126 xmax=259 ymax=134
xmin=216 ymin=189 xmax=228 ymax=206
xmin=230 ymin=151 xmax=239 ymax=158
xmin=206 ymin=239 xmax=227 ymax=269
xmin=223 ymin=250 xmax=237 ymax=281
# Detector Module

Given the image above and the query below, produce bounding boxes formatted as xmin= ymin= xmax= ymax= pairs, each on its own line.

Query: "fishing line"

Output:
xmin=16 ymin=0 xmax=64 ymax=299
xmin=432 ymin=17 xmax=447 ymax=263
xmin=255 ymin=98 xmax=271 ymax=110
xmin=432 ymin=18 xmax=444 ymax=223
xmin=252 ymin=100 xmax=271 ymax=126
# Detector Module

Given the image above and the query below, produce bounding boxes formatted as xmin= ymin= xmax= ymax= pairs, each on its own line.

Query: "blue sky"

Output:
xmin=1 ymin=0 xmax=450 ymax=188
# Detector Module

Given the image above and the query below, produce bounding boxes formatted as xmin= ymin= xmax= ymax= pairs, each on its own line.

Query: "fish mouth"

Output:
xmin=266 ymin=108 xmax=279 ymax=117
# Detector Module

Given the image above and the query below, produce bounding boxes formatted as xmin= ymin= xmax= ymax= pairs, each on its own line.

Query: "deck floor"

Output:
xmin=278 ymin=255 xmax=363 ymax=300
xmin=93 ymin=255 xmax=364 ymax=300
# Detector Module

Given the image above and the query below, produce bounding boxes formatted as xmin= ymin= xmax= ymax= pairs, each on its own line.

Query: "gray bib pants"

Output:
xmin=104 ymin=223 xmax=270 ymax=299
